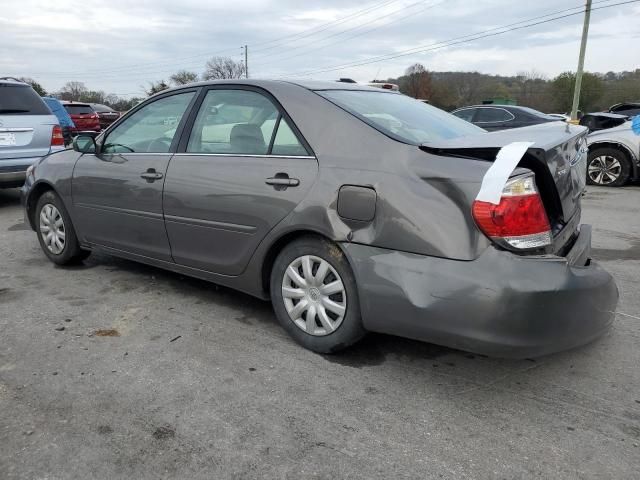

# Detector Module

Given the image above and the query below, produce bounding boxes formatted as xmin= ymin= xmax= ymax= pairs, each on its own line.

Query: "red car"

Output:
xmin=62 ymin=101 xmax=101 ymax=133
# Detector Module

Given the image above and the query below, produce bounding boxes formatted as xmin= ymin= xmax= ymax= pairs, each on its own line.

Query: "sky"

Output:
xmin=1 ymin=0 xmax=638 ymax=97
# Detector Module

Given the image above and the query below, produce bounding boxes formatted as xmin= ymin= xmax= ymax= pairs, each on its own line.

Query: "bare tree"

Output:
xmin=202 ymin=57 xmax=246 ymax=80
xmin=516 ymin=69 xmax=549 ymax=110
xmin=59 ymin=81 xmax=88 ymax=100
xmin=145 ymin=80 xmax=170 ymax=96
xmin=170 ymin=70 xmax=199 ymax=85
xmin=402 ymin=63 xmax=433 ymax=99
xmin=18 ymin=77 xmax=46 ymax=96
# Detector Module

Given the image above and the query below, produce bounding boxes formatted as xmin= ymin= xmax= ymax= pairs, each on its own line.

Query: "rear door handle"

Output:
xmin=140 ymin=169 xmax=164 ymax=182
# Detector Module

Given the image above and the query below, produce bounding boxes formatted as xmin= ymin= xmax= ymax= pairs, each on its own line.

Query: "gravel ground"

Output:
xmin=0 ymin=185 xmax=639 ymax=479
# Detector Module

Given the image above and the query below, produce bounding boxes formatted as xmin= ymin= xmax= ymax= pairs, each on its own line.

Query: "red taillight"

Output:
xmin=51 ymin=125 xmax=64 ymax=146
xmin=472 ymin=174 xmax=551 ymax=250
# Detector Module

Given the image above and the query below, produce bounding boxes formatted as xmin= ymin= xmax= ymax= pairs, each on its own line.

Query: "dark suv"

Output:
xmin=0 ymin=78 xmax=63 ymax=188
xmin=90 ymin=103 xmax=120 ymax=129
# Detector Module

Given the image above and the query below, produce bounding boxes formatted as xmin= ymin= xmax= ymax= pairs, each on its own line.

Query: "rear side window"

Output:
xmin=271 ymin=118 xmax=308 ymax=156
xmin=474 ymin=108 xmax=513 ymax=123
xmin=64 ymin=105 xmax=94 ymax=115
xmin=452 ymin=108 xmax=475 ymax=122
xmin=0 ymin=84 xmax=51 ymax=115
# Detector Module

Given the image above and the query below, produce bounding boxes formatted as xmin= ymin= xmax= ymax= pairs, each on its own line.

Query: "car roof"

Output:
xmin=457 ymin=105 xmax=527 ymax=110
xmin=0 ymin=77 xmax=29 ymax=86
xmin=156 ymin=79 xmax=398 ymax=97
xmin=61 ymin=101 xmax=92 ymax=107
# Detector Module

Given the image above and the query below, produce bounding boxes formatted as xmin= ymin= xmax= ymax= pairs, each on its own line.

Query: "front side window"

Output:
xmin=186 ymin=89 xmax=308 ymax=156
xmin=103 ymin=92 xmax=195 ymax=153
xmin=318 ymin=90 xmax=485 ymax=144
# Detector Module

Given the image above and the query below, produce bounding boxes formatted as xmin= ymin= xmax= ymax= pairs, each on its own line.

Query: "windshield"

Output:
xmin=318 ymin=90 xmax=485 ymax=144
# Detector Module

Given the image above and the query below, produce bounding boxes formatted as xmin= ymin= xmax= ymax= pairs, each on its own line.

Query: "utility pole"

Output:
xmin=244 ymin=45 xmax=249 ymax=79
xmin=571 ymin=0 xmax=592 ymax=121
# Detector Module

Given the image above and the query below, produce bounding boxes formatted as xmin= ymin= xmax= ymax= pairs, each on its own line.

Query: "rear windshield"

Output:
xmin=64 ymin=104 xmax=94 ymax=115
xmin=516 ymin=106 xmax=557 ymax=119
xmin=317 ymin=90 xmax=484 ymax=144
xmin=0 ymin=84 xmax=51 ymax=115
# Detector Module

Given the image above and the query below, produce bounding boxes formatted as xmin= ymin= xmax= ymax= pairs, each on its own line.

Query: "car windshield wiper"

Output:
xmin=0 ymin=109 xmax=30 ymax=113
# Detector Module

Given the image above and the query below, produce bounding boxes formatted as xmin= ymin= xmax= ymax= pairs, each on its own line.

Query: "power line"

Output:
xmin=21 ymin=0 xmax=401 ymax=78
xmin=250 ymin=0 xmax=403 ymax=54
xmin=51 ymin=0 xmax=607 ymax=82
xmin=275 ymin=0 xmax=619 ymax=77
xmin=28 ymin=2 xmax=410 ymax=82
xmin=252 ymin=0 xmax=444 ymax=66
xmin=280 ymin=0 xmax=638 ymax=78
xmin=253 ymin=0 xmax=434 ymax=64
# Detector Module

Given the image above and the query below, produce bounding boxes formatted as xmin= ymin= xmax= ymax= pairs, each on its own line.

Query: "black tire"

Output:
xmin=586 ymin=147 xmax=631 ymax=187
xmin=35 ymin=190 xmax=90 ymax=265
xmin=270 ymin=236 xmax=366 ymax=353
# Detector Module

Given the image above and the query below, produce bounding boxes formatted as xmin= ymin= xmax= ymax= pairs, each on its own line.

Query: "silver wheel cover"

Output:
xmin=588 ymin=155 xmax=622 ymax=185
xmin=282 ymin=255 xmax=347 ymax=336
xmin=39 ymin=204 xmax=66 ymax=255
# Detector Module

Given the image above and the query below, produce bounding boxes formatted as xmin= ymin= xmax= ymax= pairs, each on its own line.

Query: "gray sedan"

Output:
xmin=21 ymin=80 xmax=618 ymax=358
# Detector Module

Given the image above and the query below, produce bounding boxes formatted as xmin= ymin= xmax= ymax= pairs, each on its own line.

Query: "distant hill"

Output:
xmin=377 ymin=68 xmax=640 ymax=113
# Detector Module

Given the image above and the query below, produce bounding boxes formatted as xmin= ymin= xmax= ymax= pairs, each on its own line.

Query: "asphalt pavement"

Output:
xmin=0 ymin=185 xmax=639 ymax=479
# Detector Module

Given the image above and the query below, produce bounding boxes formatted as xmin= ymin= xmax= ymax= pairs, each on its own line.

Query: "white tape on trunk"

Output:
xmin=475 ymin=141 xmax=535 ymax=205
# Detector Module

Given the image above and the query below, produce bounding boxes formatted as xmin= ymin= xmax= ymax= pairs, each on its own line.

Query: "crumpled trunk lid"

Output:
xmin=420 ymin=122 xmax=589 ymax=227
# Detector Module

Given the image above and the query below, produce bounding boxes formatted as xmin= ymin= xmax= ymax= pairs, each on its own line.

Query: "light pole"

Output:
xmin=571 ymin=0 xmax=592 ymax=121
xmin=244 ymin=45 xmax=249 ymax=79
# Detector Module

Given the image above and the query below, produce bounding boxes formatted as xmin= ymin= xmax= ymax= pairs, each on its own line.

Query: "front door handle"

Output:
xmin=140 ymin=169 xmax=164 ymax=182
xmin=266 ymin=173 xmax=300 ymax=189
xmin=265 ymin=177 xmax=300 ymax=187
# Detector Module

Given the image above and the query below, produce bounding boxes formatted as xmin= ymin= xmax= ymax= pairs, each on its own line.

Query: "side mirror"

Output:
xmin=73 ymin=134 xmax=97 ymax=154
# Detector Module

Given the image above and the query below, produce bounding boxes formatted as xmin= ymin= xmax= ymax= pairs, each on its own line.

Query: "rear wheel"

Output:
xmin=270 ymin=236 xmax=366 ymax=353
xmin=35 ymin=191 xmax=90 ymax=265
xmin=587 ymin=147 xmax=631 ymax=187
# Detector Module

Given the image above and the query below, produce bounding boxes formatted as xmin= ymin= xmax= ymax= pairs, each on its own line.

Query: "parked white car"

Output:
xmin=586 ymin=118 xmax=640 ymax=186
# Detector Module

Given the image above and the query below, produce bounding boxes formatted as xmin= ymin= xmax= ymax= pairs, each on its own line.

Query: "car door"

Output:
xmin=72 ymin=90 xmax=197 ymax=261
xmin=163 ymin=86 xmax=318 ymax=276
xmin=472 ymin=107 xmax=515 ymax=131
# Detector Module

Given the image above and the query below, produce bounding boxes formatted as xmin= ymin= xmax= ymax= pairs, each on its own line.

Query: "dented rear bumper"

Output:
xmin=343 ymin=225 xmax=618 ymax=358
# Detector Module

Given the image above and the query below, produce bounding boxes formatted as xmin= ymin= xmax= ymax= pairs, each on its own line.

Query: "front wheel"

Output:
xmin=35 ymin=191 xmax=90 ymax=265
xmin=270 ymin=236 xmax=366 ymax=353
xmin=587 ymin=147 xmax=631 ymax=187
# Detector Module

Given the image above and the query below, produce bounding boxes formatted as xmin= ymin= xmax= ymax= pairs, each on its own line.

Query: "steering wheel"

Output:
xmin=147 ymin=137 xmax=172 ymax=152
xmin=104 ymin=143 xmax=135 ymax=153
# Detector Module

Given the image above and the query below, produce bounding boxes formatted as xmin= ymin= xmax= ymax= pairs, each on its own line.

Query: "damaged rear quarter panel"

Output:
xmin=262 ymin=82 xmax=493 ymax=261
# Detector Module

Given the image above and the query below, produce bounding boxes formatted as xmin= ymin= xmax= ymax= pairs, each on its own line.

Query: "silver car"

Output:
xmin=0 ymin=77 xmax=63 ymax=188
xmin=21 ymin=80 xmax=618 ymax=358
